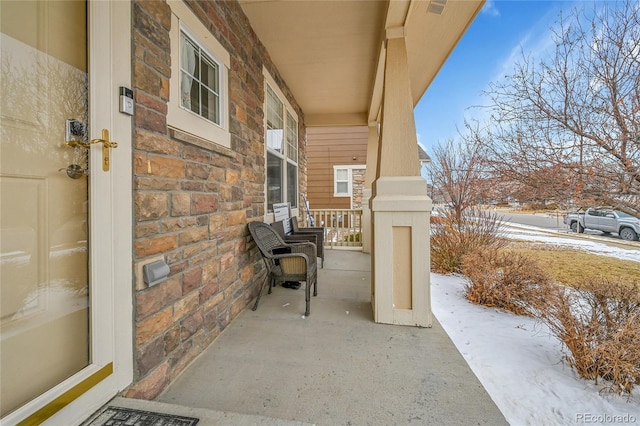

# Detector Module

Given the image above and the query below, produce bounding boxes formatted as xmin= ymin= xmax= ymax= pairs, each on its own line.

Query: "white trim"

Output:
xmin=167 ymin=0 xmax=231 ymax=148
xmin=263 ymin=68 xmax=300 ymax=214
xmin=285 ymin=111 xmax=298 ymax=164
xmin=263 ymin=68 xmax=296 ymax=118
xmin=108 ymin=0 xmax=134 ymax=395
xmin=178 ymin=25 xmax=223 ymax=125
xmin=58 ymin=0 xmax=134 ymax=419
xmin=333 ymin=164 xmax=366 ymax=197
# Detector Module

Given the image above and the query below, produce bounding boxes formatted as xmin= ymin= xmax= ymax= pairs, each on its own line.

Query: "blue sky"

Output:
xmin=415 ymin=0 xmax=577 ymax=156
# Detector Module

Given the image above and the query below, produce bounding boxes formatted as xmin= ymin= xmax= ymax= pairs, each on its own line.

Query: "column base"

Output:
xmin=371 ymin=177 xmax=432 ymax=327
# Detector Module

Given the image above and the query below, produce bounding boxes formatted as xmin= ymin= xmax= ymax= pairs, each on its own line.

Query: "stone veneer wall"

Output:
xmin=351 ymin=168 xmax=366 ymax=209
xmin=128 ymin=0 xmax=305 ymax=398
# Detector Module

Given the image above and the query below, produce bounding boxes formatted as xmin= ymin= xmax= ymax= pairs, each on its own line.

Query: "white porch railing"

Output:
xmin=303 ymin=209 xmax=363 ymax=248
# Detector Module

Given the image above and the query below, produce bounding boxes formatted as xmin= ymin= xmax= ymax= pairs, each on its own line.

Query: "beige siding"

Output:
xmin=306 ymin=126 xmax=368 ymax=209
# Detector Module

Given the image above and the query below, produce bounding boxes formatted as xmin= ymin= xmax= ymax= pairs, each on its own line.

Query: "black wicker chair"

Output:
xmin=271 ymin=219 xmax=325 ymax=268
xmin=290 ymin=216 xmax=325 ymax=267
xmin=248 ymin=221 xmax=318 ymax=316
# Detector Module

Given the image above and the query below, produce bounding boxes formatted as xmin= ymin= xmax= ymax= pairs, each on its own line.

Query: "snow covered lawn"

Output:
xmin=431 ymin=227 xmax=640 ymax=425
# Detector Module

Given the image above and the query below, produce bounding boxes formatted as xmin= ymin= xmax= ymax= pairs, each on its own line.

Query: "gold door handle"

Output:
xmin=65 ymin=140 xmax=91 ymax=149
xmin=65 ymin=129 xmax=117 ymax=171
xmin=90 ymin=131 xmax=118 ymax=149
xmin=92 ymin=129 xmax=117 ymax=171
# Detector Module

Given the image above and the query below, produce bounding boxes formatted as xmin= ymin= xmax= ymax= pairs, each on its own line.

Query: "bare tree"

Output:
xmin=482 ymin=0 xmax=640 ymax=216
xmin=430 ymin=134 xmax=487 ymax=221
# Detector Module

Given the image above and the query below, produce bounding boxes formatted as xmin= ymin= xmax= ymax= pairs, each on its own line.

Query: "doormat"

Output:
xmin=87 ymin=406 xmax=199 ymax=426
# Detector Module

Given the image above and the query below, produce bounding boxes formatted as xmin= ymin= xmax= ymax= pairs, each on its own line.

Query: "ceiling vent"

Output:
xmin=427 ymin=0 xmax=447 ymax=15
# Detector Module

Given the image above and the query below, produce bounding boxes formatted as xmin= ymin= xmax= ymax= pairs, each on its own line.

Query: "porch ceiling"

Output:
xmin=239 ymin=0 xmax=484 ymax=127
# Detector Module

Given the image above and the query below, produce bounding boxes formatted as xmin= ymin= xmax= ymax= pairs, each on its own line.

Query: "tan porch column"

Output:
xmin=361 ymin=122 xmax=379 ymax=254
xmin=370 ymin=32 xmax=432 ymax=327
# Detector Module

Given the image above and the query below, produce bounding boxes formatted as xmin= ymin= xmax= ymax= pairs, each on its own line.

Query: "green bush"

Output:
xmin=344 ymin=232 xmax=361 ymax=242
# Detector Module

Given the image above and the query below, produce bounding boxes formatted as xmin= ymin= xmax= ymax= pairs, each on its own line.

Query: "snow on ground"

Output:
xmin=502 ymin=224 xmax=640 ymax=263
xmin=432 ymin=225 xmax=640 ymax=425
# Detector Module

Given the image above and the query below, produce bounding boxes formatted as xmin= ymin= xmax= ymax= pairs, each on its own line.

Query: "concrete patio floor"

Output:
xmin=147 ymin=249 xmax=507 ymax=425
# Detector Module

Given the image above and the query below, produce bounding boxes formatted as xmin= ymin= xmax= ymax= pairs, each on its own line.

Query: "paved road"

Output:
xmin=494 ymin=211 xmax=640 ymax=249
xmin=495 ymin=211 xmax=566 ymax=231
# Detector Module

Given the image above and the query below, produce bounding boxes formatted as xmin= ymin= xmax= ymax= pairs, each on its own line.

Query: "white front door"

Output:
xmin=0 ymin=1 xmax=132 ymax=424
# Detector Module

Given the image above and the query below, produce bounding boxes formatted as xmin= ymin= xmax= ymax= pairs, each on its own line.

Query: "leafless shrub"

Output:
xmin=430 ymin=136 xmax=488 ymax=222
xmin=430 ymin=208 xmax=506 ymax=273
xmin=462 ymin=248 xmax=553 ymax=316
xmin=537 ymin=279 xmax=640 ymax=395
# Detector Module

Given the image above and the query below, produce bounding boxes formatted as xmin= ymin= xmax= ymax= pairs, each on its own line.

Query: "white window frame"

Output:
xmin=179 ymin=28 xmax=221 ymax=125
xmin=334 ymin=167 xmax=350 ymax=197
xmin=285 ymin=110 xmax=298 ymax=210
xmin=167 ymin=0 xmax=231 ymax=148
xmin=264 ymin=69 xmax=299 ymax=217
xmin=333 ymin=165 xmax=366 ymax=197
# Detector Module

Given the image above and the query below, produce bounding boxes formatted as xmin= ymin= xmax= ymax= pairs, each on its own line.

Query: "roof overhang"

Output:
xmin=238 ymin=0 xmax=484 ymax=127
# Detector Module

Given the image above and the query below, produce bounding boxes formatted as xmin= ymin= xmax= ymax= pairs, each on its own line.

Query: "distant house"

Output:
xmin=306 ymin=126 xmax=431 ymax=210
xmin=418 ymin=144 xmax=431 ymax=166
xmin=307 ymin=126 xmax=368 ymax=209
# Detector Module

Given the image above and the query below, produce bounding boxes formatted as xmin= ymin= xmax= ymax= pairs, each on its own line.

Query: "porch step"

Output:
xmin=83 ymin=396 xmax=313 ymax=426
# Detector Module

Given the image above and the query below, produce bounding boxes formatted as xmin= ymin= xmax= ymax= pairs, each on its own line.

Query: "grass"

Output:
xmin=504 ymin=242 xmax=640 ymax=287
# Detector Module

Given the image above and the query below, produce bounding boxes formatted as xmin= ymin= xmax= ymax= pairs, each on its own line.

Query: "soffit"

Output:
xmin=404 ymin=0 xmax=484 ymax=105
xmin=238 ymin=0 xmax=483 ymax=126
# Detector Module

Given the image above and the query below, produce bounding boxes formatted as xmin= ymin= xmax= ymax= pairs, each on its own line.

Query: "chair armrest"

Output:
xmin=295 ymin=228 xmax=324 ymax=240
xmin=291 ymin=229 xmax=324 ymax=250
xmin=283 ymin=233 xmax=318 ymax=246
xmin=296 ymin=227 xmax=324 ymax=233
xmin=293 ymin=228 xmax=324 ymax=240
xmin=290 ymin=217 xmax=325 ymax=236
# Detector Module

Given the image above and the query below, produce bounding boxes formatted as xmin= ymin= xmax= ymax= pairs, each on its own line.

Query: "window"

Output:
xmin=333 ymin=165 xmax=366 ymax=197
xmin=180 ymin=30 xmax=220 ymax=125
xmin=286 ymin=111 xmax=298 ymax=209
xmin=168 ymin=0 xmax=230 ymax=149
xmin=335 ymin=168 xmax=350 ymax=196
xmin=264 ymin=73 xmax=298 ymax=212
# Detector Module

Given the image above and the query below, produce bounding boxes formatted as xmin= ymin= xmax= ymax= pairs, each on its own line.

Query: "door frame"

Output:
xmin=2 ymin=1 xmax=133 ymax=424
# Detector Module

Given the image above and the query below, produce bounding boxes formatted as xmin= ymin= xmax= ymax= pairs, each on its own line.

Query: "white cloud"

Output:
xmin=491 ymin=10 xmax=558 ymax=84
xmin=417 ymin=132 xmax=433 ymax=155
xmin=481 ymin=0 xmax=501 ymax=18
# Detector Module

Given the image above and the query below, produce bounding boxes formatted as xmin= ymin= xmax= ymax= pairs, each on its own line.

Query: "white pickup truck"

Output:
xmin=563 ymin=208 xmax=640 ymax=241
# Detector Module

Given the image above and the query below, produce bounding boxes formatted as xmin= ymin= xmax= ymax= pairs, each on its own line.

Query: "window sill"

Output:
xmin=169 ymin=127 xmax=234 ymax=158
